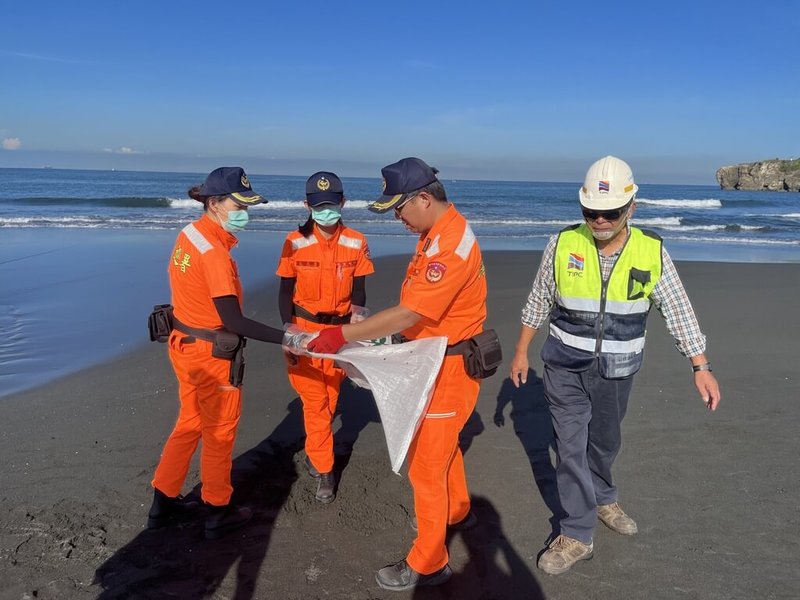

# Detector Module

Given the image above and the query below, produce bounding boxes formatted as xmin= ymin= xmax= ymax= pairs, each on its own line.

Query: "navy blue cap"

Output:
xmin=369 ymin=157 xmax=439 ymax=213
xmin=198 ymin=167 xmax=266 ymax=206
xmin=306 ymin=171 xmax=344 ymax=206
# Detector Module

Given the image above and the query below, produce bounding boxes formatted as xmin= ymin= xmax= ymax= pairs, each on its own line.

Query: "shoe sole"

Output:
xmin=538 ymin=551 xmax=593 ymax=575
xmin=315 ymin=493 xmax=336 ymax=504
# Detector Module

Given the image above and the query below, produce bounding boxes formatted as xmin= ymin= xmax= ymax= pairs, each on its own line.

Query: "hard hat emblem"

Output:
xmin=598 ymin=180 xmax=610 ymax=194
xmin=241 ymin=174 xmax=251 ymax=189
xmin=317 ymin=177 xmax=330 ymax=191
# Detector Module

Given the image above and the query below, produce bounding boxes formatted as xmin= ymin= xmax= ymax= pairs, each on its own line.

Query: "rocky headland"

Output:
xmin=716 ymin=159 xmax=800 ymax=192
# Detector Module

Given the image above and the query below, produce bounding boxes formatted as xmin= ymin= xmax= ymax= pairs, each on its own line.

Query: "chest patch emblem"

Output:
xmin=426 ymin=261 xmax=447 ymax=283
xmin=567 ymin=253 xmax=584 ymax=271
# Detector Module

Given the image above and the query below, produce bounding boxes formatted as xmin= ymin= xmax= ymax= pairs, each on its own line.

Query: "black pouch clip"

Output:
xmin=228 ymin=338 xmax=247 ymax=387
xmin=464 ymin=329 xmax=503 ymax=379
xmin=148 ymin=304 xmax=174 ymax=343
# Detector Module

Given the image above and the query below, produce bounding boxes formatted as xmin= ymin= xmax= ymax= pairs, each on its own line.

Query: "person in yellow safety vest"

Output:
xmin=509 ymin=156 xmax=721 ymax=575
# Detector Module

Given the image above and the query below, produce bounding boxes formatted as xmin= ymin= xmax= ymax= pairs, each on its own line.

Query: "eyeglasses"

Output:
xmin=581 ymin=203 xmax=630 ymax=221
xmin=394 ymin=193 xmax=419 ymax=216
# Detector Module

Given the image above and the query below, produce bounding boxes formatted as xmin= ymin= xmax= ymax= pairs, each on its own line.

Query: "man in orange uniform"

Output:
xmin=277 ymin=172 xmax=374 ymax=503
xmin=308 ymin=157 xmax=487 ymax=591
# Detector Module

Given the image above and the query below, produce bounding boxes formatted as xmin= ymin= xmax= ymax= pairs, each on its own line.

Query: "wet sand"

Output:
xmin=1 ymin=251 xmax=798 ymax=600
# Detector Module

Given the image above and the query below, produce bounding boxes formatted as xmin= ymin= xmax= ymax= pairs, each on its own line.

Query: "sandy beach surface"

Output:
xmin=1 ymin=251 xmax=798 ymax=600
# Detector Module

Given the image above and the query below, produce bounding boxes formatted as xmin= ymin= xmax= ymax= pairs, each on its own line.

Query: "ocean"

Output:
xmin=1 ymin=167 xmax=799 ymax=398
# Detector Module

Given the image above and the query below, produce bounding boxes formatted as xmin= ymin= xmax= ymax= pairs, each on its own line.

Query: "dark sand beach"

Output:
xmin=1 ymin=251 xmax=798 ymax=600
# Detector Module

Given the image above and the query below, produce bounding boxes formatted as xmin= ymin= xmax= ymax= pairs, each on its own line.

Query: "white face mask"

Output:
xmin=311 ymin=205 xmax=342 ymax=226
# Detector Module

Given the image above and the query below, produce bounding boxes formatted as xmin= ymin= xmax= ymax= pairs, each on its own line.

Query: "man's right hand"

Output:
xmin=509 ymin=352 xmax=529 ymax=388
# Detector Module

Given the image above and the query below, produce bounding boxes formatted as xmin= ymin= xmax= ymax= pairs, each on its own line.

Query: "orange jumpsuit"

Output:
xmin=399 ymin=205 xmax=487 ymax=574
xmin=152 ymin=214 xmax=244 ymax=506
xmin=276 ymin=223 xmax=374 ymax=474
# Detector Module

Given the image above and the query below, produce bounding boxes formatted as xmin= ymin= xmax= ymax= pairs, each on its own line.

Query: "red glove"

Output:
xmin=307 ymin=325 xmax=346 ymax=354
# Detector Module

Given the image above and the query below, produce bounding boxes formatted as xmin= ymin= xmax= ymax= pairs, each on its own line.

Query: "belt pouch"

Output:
xmin=464 ymin=329 xmax=503 ymax=379
xmin=211 ymin=330 xmax=242 ymax=360
xmin=148 ymin=304 xmax=174 ymax=343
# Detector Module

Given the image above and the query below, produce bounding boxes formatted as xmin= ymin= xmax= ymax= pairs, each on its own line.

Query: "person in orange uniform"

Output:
xmin=149 ymin=167 xmax=287 ymax=540
xmin=276 ymin=171 xmax=374 ymax=503
xmin=308 ymin=157 xmax=487 ymax=591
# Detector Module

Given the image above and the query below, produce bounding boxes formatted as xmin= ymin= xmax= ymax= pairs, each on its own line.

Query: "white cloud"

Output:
xmin=2 ymin=138 xmax=22 ymax=150
xmin=102 ymin=146 xmax=140 ymax=154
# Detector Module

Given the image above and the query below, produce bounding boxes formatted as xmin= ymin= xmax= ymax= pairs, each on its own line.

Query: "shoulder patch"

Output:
xmin=425 ymin=261 xmax=447 ymax=283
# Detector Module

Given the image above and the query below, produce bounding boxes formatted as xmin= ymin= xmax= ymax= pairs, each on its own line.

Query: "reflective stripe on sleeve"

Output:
xmin=183 ymin=224 xmax=213 ymax=254
xmin=292 ymin=235 xmax=319 ymax=250
xmin=338 ymin=235 xmax=363 ymax=250
xmin=455 ymin=224 xmax=476 ymax=260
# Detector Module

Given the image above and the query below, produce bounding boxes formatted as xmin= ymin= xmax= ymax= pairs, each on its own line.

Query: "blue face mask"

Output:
xmin=223 ymin=208 xmax=249 ymax=233
xmin=311 ymin=205 xmax=342 ymax=226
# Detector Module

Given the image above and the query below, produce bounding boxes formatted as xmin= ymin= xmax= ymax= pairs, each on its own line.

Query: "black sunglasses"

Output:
xmin=581 ymin=203 xmax=630 ymax=221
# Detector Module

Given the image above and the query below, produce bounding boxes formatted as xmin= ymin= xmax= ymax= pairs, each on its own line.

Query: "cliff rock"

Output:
xmin=716 ymin=159 xmax=800 ymax=192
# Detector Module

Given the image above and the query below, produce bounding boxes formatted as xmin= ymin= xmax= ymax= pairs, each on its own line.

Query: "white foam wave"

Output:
xmin=780 ymin=213 xmax=800 ymax=219
xmin=665 ymin=234 xmax=798 ymax=246
xmin=637 ymin=198 xmax=722 ymax=209
xmin=468 ymin=219 xmax=575 ymax=226
xmin=167 ymin=198 xmax=371 ymax=210
xmin=630 ymin=217 xmax=682 ymax=226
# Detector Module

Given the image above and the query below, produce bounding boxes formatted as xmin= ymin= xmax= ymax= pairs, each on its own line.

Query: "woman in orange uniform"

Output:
xmin=149 ymin=167 xmax=287 ymax=540
xmin=276 ymin=171 xmax=374 ymax=503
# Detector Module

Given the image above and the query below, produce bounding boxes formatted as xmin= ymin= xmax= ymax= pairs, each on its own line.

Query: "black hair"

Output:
xmin=188 ymin=186 xmax=227 ymax=211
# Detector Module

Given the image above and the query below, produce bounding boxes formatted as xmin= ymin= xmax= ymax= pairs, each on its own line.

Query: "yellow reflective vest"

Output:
xmin=541 ymin=223 xmax=663 ymax=378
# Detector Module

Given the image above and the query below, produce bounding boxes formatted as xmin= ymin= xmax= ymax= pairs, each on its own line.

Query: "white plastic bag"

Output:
xmin=307 ymin=335 xmax=447 ymax=473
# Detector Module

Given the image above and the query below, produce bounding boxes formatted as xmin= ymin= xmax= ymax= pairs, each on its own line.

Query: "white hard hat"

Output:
xmin=579 ymin=155 xmax=638 ymax=210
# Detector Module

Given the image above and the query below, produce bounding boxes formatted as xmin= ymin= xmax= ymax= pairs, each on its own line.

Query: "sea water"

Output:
xmin=1 ymin=168 xmax=799 ymax=398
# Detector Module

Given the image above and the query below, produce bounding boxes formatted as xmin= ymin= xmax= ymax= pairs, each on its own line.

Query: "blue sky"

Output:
xmin=1 ymin=0 xmax=797 ymax=184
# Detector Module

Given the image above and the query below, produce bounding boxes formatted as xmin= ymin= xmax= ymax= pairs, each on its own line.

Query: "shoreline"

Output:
xmin=1 ymin=251 xmax=799 ymax=598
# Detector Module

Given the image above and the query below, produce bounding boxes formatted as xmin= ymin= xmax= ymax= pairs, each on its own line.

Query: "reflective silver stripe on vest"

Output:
xmin=549 ymin=324 xmax=646 ymax=354
xmin=291 ymin=235 xmax=319 ymax=250
xmin=455 ymin=223 xmax=476 ymax=259
xmin=425 ymin=234 xmax=441 ymax=257
xmin=338 ymin=235 xmax=362 ymax=250
xmin=183 ymin=224 xmax=213 ymax=254
xmin=555 ymin=294 xmax=651 ymax=315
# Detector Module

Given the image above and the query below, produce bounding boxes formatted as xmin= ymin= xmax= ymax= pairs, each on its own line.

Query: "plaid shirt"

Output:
xmin=521 ymin=231 xmax=707 ymax=358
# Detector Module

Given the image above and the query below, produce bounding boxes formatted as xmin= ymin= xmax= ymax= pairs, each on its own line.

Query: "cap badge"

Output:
xmin=241 ymin=174 xmax=251 ymax=189
xmin=381 ymin=178 xmax=387 ymax=192
xmin=317 ymin=177 xmax=330 ymax=191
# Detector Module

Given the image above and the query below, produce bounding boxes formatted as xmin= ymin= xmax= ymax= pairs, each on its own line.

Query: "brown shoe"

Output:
xmin=537 ymin=535 xmax=593 ymax=575
xmin=597 ymin=502 xmax=638 ymax=535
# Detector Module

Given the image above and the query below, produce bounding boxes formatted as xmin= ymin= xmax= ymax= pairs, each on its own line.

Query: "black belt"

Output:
xmin=173 ymin=316 xmax=218 ymax=343
xmin=392 ymin=334 xmax=471 ymax=356
xmin=293 ymin=304 xmax=351 ymax=325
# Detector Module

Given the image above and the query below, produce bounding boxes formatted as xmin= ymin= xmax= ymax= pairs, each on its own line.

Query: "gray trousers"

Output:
xmin=543 ymin=362 xmax=634 ymax=544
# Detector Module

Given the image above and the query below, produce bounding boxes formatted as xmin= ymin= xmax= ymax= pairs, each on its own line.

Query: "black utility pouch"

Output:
xmin=212 ymin=330 xmax=243 ymax=360
xmin=148 ymin=304 xmax=174 ymax=342
xmin=228 ymin=339 xmax=247 ymax=387
xmin=465 ymin=329 xmax=503 ymax=379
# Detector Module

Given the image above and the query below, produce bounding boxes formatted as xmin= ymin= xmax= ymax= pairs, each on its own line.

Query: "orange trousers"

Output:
xmin=405 ymin=355 xmax=480 ymax=574
xmin=287 ymin=320 xmax=345 ymax=474
xmin=152 ymin=331 xmax=241 ymax=506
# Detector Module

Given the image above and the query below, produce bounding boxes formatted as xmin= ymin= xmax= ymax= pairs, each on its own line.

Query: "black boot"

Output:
xmin=146 ymin=488 xmax=200 ymax=529
xmin=204 ymin=504 xmax=252 ymax=540
xmin=315 ymin=472 xmax=336 ymax=504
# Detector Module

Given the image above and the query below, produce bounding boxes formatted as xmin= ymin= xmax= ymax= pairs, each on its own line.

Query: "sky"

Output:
xmin=1 ymin=0 xmax=798 ymax=184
